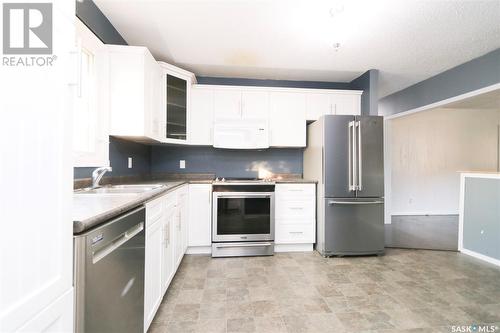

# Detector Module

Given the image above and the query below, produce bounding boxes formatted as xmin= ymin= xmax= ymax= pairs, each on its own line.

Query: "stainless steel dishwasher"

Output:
xmin=74 ymin=206 xmax=145 ymax=333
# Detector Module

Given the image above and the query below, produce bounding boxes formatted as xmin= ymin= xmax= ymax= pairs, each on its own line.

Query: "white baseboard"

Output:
xmin=460 ymin=248 xmax=500 ymax=267
xmin=275 ymin=244 xmax=313 ymax=252
xmin=186 ymin=246 xmax=211 ymax=255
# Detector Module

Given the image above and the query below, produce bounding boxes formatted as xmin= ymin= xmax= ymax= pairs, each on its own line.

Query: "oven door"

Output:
xmin=213 ymin=192 xmax=274 ymax=242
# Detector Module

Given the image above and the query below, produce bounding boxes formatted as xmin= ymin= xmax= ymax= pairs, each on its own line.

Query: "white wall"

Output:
xmin=390 ymin=107 xmax=500 ymax=215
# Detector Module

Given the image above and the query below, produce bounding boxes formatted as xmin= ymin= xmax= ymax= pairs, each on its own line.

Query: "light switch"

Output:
xmin=179 ymin=160 xmax=186 ymax=169
xmin=128 ymin=157 xmax=133 ymax=169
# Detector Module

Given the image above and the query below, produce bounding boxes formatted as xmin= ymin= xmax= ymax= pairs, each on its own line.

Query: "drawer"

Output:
xmin=145 ymin=196 xmax=164 ymax=227
xmin=276 ymin=184 xmax=315 ymax=197
xmin=275 ymin=199 xmax=315 ymax=220
xmin=275 ymin=222 xmax=315 ymax=244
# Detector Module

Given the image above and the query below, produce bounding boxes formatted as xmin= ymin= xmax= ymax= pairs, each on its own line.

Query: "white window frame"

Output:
xmin=73 ymin=19 xmax=109 ymax=167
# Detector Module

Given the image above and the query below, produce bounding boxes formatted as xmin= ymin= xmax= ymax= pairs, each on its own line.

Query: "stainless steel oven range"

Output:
xmin=212 ymin=178 xmax=275 ymax=257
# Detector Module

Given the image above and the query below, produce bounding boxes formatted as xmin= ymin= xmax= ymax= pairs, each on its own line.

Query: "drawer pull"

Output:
xmin=289 ymin=207 xmax=304 ymax=210
xmin=289 ymin=231 xmax=304 ymax=234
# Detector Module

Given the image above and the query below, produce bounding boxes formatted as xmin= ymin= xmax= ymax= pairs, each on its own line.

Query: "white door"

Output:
xmin=213 ymin=89 xmax=241 ymax=120
xmin=17 ymin=290 xmax=74 ymax=333
xmin=331 ymin=93 xmax=361 ymax=115
xmin=0 ymin=1 xmax=75 ymax=331
xmin=190 ymin=87 xmax=214 ymax=145
xmin=269 ymin=92 xmax=307 ymax=147
xmin=144 ymin=220 xmax=163 ymax=331
xmin=306 ymin=93 xmax=331 ymax=121
xmin=188 ymin=184 xmax=212 ymax=247
xmin=241 ymin=90 xmax=269 ymax=120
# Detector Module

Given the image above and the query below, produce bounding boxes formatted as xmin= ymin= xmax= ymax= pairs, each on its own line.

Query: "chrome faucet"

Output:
xmin=92 ymin=166 xmax=112 ymax=188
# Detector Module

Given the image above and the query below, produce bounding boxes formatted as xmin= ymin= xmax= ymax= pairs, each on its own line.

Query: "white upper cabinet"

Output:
xmin=241 ymin=90 xmax=269 ymax=119
xmin=73 ymin=19 xmax=109 ymax=167
xmin=189 ymin=85 xmax=362 ymax=148
xmin=190 ymin=87 xmax=214 ymax=145
xmin=108 ymin=45 xmax=163 ymax=142
xmin=306 ymin=91 xmax=362 ymax=121
xmin=159 ymin=62 xmax=196 ymax=144
xmin=269 ymin=91 xmax=307 ymax=147
xmin=331 ymin=93 xmax=361 ymax=115
xmin=213 ymin=89 xmax=242 ymax=120
xmin=213 ymin=88 xmax=269 ymax=120
xmin=306 ymin=93 xmax=332 ymax=121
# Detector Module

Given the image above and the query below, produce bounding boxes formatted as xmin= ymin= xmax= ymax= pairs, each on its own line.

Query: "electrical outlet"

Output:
xmin=179 ymin=160 xmax=186 ymax=169
xmin=128 ymin=157 xmax=133 ymax=169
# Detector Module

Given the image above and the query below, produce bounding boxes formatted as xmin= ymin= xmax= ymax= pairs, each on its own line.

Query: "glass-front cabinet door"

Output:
xmin=166 ymin=74 xmax=187 ymax=141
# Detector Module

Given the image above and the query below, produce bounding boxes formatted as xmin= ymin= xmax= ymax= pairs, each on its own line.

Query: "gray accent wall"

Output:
xmin=463 ymin=177 xmax=500 ymax=260
xmin=151 ymin=146 xmax=303 ymax=178
xmin=385 ymin=215 xmax=459 ymax=251
xmin=379 ymin=48 xmax=500 ymax=116
xmin=76 ymin=0 xmax=127 ymax=45
xmin=350 ymin=69 xmax=379 ymax=116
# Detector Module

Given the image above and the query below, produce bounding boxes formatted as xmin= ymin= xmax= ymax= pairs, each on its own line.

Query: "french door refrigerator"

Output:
xmin=304 ymin=115 xmax=384 ymax=256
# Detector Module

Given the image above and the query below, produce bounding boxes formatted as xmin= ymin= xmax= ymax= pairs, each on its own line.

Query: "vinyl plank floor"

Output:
xmin=149 ymin=249 xmax=500 ymax=333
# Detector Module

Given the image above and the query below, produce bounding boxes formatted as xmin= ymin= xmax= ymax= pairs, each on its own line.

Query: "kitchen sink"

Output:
xmin=75 ymin=184 xmax=163 ymax=195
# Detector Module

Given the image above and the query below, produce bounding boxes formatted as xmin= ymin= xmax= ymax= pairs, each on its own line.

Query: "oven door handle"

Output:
xmin=214 ymin=242 xmax=273 ymax=248
xmin=213 ymin=193 xmax=274 ymax=198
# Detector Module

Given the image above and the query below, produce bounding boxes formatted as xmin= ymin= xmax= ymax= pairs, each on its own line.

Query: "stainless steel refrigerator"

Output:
xmin=304 ymin=115 xmax=384 ymax=256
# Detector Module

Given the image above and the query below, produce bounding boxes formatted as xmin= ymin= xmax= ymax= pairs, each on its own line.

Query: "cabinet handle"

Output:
xmin=289 ymin=231 xmax=304 ymax=234
xmin=165 ymin=223 xmax=170 ymax=247
xmin=289 ymin=207 xmax=304 ymax=210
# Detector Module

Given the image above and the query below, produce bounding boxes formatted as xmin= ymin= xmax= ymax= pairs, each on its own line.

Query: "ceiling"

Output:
xmin=94 ymin=0 xmax=500 ymax=97
xmin=442 ymin=89 xmax=500 ymax=110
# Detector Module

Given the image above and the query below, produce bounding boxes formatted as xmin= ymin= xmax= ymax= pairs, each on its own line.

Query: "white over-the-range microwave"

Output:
xmin=213 ymin=118 xmax=269 ymax=149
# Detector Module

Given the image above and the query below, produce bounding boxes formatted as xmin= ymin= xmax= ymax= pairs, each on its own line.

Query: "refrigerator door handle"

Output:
xmin=348 ymin=121 xmax=353 ymax=191
xmin=356 ymin=120 xmax=362 ymax=191
xmin=350 ymin=121 xmax=357 ymax=191
xmin=328 ymin=200 xmax=384 ymax=205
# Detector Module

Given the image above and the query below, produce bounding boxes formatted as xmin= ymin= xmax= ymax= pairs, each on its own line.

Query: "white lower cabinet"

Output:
xmin=187 ymin=184 xmax=212 ymax=252
xmin=144 ymin=185 xmax=189 ymax=332
xmin=144 ymin=221 xmax=163 ymax=330
xmin=275 ymin=184 xmax=316 ymax=250
xmin=161 ymin=202 xmax=175 ymax=294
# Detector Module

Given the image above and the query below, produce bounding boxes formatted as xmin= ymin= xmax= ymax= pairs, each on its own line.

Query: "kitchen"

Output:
xmin=2 ymin=1 xmax=500 ymax=333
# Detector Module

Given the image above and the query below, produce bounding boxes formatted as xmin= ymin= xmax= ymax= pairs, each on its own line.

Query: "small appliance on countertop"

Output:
xmin=212 ymin=177 xmax=275 ymax=257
